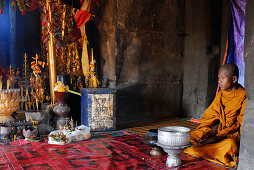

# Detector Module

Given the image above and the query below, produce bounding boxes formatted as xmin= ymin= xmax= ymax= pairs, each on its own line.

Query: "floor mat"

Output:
xmin=91 ymin=129 xmax=135 ymax=138
xmin=0 ymin=134 xmax=228 ymax=170
xmin=128 ymin=118 xmax=200 ymax=136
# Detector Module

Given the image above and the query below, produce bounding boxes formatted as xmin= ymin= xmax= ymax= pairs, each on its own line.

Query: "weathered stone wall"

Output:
xmin=95 ymin=0 xmax=225 ymax=124
xmin=182 ymin=0 xmax=223 ymax=118
xmin=96 ymin=0 xmax=185 ymax=124
xmin=238 ymin=0 xmax=254 ymax=169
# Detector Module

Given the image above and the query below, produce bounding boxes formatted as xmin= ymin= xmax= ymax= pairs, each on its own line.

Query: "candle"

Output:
xmin=36 ymin=98 xmax=39 ymax=112
xmin=25 ymin=103 xmax=28 ymax=111
xmin=25 ymin=88 xmax=29 ymax=111
xmin=91 ymin=48 xmax=94 ymax=63
xmin=7 ymin=80 xmax=9 ymax=90
xmin=20 ymin=86 xmax=23 ymax=111
xmin=0 ymin=76 xmax=2 ymax=91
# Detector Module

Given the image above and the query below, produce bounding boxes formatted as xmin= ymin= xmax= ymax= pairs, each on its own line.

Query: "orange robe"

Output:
xmin=184 ymin=87 xmax=246 ymax=168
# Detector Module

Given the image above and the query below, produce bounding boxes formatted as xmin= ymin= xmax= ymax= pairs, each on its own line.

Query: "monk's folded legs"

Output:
xmin=184 ymin=138 xmax=238 ymax=168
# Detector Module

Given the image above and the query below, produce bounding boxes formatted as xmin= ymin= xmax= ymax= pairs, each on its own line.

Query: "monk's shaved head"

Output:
xmin=220 ymin=63 xmax=239 ymax=78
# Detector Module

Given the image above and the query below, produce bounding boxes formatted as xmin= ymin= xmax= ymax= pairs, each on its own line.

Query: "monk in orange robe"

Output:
xmin=184 ymin=63 xmax=246 ymax=168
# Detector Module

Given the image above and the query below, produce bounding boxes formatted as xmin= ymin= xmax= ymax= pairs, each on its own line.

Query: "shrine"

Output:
xmin=0 ymin=0 xmax=253 ymax=169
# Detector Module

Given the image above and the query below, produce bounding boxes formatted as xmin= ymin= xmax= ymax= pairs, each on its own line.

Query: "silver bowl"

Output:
xmin=156 ymin=142 xmax=191 ymax=167
xmin=23 ymin=126 xmax=38 ymax=140
xmin=25 ymin=111 xmax=44 ymax=121
xmin=158 ymin=126 xmax=190 ymax=147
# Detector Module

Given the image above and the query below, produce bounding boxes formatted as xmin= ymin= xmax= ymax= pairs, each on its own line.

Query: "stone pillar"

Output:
xmin=238 ymin=0 xmax=254 ymax=169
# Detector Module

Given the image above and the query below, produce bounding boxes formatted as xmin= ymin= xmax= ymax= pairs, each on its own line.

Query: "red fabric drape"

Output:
xmin=75 ymin=0 xmax=99 ymax=28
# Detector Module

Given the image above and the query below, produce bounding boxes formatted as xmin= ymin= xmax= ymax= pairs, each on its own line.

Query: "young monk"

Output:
xmin=184 ymin=63 xmax=246 ymax=168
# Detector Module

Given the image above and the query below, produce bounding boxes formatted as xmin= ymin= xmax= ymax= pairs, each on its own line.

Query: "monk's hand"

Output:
xmin=203 ymin=136 xmax=225 ymax=145
xmin=197 ymin=132 xmax=210 ymax=146
xmin=197 ymin=125 xmax=219 ymax=146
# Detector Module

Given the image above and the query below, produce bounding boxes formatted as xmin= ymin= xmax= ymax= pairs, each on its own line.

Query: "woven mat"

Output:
xmin=128 ymin=119 xmax=200 ymax=136
xmin=0 ymin=134 xmax=228 ymax=170
xmin=91 ymin=129 xmax=134 ymax=138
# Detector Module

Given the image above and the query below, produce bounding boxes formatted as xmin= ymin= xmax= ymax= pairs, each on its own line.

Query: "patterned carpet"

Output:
xmin=128 ymin=118 xmax=200 ymax=136
xmin=91 ymin=129 xmax=135 ymax=138
xmin=0 ymin=118 xmax=231 ymax=169
xmin=90 ymin=118 xmax=200 ymax=138
xmin=0 ymin=134 xmax=228 ymax=169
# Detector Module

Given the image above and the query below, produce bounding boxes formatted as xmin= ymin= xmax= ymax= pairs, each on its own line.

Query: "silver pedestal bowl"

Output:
xmin=156 ymin=142 xmax=191 ymax=167
xmin=156 ymin=126 xmax=191 ymax=167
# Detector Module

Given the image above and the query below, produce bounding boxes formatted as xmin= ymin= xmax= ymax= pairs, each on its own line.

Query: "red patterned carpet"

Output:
xmin=0 ymin=134 xmax=228 ymax=169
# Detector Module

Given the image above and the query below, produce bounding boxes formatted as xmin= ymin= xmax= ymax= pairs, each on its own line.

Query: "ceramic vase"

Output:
xmin=53 ymin=92 xmax=70 ymax=117
xmin=53 ymin=92 xmax=70 ymax=129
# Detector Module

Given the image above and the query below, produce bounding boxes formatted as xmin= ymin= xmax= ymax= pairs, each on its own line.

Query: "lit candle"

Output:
xmin=20 ymin=86 xmax=23 ymax=111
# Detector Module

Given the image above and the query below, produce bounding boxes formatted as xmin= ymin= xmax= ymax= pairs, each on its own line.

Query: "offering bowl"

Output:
xmin=158 ymin=126 xmax=190 ymax=146
xmin=23 ymin=126 xmax=38 ymax=140
xmin=143 ymin=129 xmax=163 ymax=156
xmin=157 ymin=126 xmax=191 ymax=167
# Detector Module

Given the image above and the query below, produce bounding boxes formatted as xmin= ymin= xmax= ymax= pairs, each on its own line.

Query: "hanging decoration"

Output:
xmin=1 ymin=0 xmax=101 ymax=103
xmin=33 ymin=0 xmax=81 ymax=94
xmin=16 ymin=0 xmax=26 ymax=15
xmin=11 ymin=0 xmax=15 ymax=10
xmin=0 ymin=0 xmax=4 ymax=15
xmin=75 ymin=0 xmax=99 ymax=87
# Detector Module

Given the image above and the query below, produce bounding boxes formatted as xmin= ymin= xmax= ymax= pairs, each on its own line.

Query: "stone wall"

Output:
xmin=182 ymin=0 xmax=223 ymax=118
xmin=96 ymin=0 xmax=185 ymax=124
xmin=95 ymin=0 xmax=225 ymax=124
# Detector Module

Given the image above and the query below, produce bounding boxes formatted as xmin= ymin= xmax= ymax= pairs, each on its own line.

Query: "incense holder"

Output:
xmin=23 ymin=126 xmax=38 ymax=140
